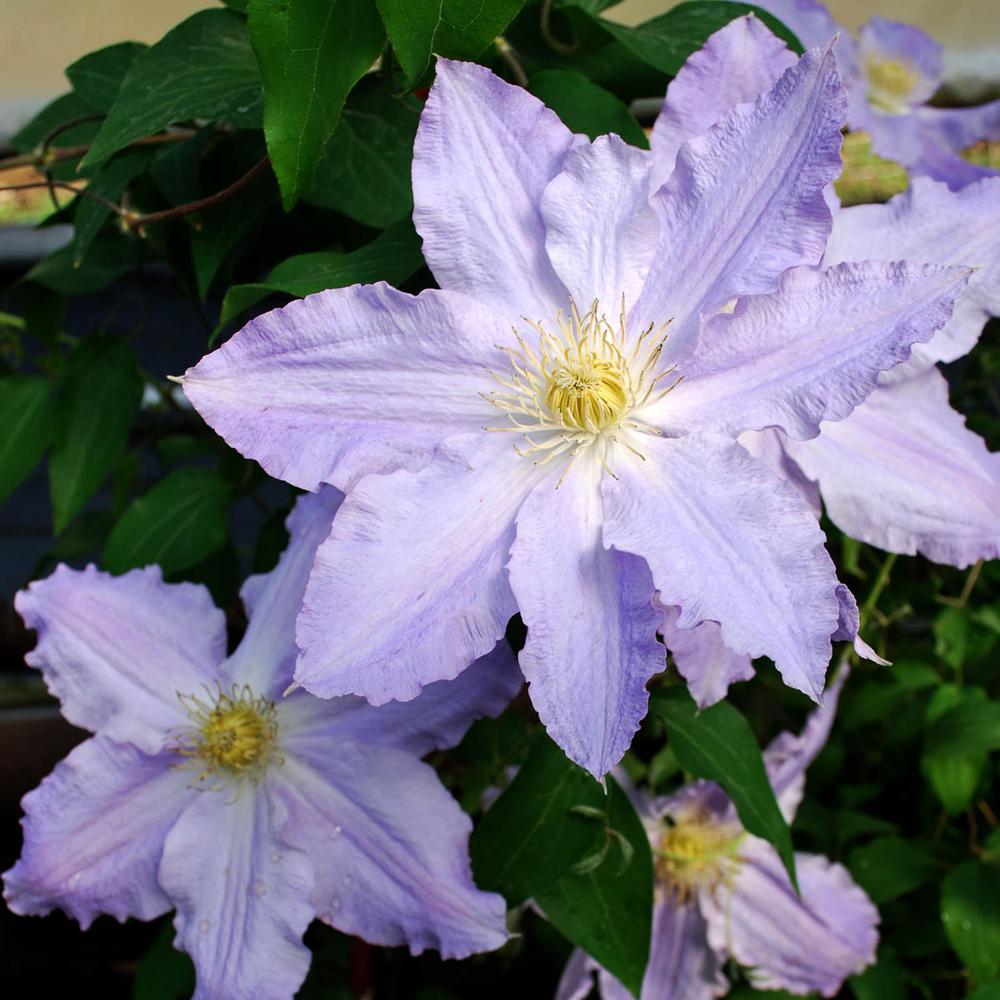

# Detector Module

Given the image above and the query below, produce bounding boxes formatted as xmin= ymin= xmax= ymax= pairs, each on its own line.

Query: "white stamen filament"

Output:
xmin=484 ymin=299 xmax=680 ymax=481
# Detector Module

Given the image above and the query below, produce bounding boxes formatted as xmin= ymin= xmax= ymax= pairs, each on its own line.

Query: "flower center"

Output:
xmin=545 ymin=356 xmax=629 ymax=432
xmin=174 ymin=685 xmax=279 ymax=784
xmin=654 ymin=815 xmax=743 ymax=901
xmin=485 ymin=300 xmax=677 ymax=478
xmin=864 ymin=56 xmax=920 ymax=114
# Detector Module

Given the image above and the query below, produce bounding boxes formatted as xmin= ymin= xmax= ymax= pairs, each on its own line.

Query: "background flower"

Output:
xmin=755 ymin=0 xmax=1000 ymax=187
xmin=556 ymin=671 xmax=878 ymax=999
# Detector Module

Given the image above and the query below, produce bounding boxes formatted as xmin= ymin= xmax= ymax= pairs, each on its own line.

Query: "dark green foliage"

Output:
xmin=529 ymin=68 xmax=648 ymax=145
xmin=534 ymin=779 xmax=653 ymax=996
xmin=249 ymin=0 xmax=386 ymax=208
xmin=48 ymin=338 xmax=143 ymax=534
xmin=81 ymin=10 xmax=265 ymax=169
xmin=0 ymin=375 xmax=53 ymax=503
xmin=103 ymin=467 xmax=232 ymax=576
xmin=471 ymin=731 xmax=606 ymax=906
xmin=377 ymin=0 xmax=525 ymax=82
xmin=306 ymin=77 xmax=422 ymax=227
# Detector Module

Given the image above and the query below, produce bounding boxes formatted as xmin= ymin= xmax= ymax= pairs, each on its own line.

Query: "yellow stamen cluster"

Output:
xmin=654 ymin=815 xmax=744 ymax=902
xmin=864 ymin=56 xmax=920 ymax=114
xmin=545 ymin=356 xmax=629 ymax=432
xmin=485 ymin=300 xmax=678 ymax=480
xmin=174 ymin=685 xmax=279 ymax=785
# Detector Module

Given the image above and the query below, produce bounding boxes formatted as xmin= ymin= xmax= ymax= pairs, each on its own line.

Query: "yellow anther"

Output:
xmin=545 ymin=357 xmax=628 ymax=432
xmin=654 ymin=815 xmax=744 ymax=901
xmin=174 ymin=685 xmax=279 ymax=784
xmin=864 ymin=56 xmax=920 ymax=114
xmin=483 ymin=298 xmax=677 ymax=476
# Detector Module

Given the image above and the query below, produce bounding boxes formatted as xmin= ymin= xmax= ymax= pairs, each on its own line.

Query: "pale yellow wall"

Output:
xmin=0 ymin=0 xmax=206 ymax=100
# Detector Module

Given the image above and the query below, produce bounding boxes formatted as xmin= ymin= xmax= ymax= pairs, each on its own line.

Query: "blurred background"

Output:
xmin=0 ymin=0 xmax=998 ymax=140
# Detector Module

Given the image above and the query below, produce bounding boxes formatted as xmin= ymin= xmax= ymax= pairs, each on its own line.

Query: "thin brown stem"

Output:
xmin=40 ymin=113 xmax=105 ymax=148
xmin=494 ymin=36 xmax=529 ymax=88
xmin=0 ymin=128 xmax=198 ymax=174
xmin=129 ymin=155 xmax=270 ymax=227
xmin=0 ymin=153 xmax=271 ymax=230
xmin=540 ymin=0 xmax=579 ymax=54
xmin=937 ymin=559 xmax=983 ymax=608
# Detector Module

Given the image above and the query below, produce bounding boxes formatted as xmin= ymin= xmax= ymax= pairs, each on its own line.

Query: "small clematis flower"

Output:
xmin=4 ymin=487 xmax=517 ymax=1000
xmin=755 ymin=0 xmax=1000 ymax=188
xmin=649 ymin=16 xmax=999 ymax=704
xmin=180 ymin=52 xmax=969 ymax=777
xmin=766 ymin=174 xmax=1000 ymax=569
xmin=555 ymin=674 xmax=879 ymax=1000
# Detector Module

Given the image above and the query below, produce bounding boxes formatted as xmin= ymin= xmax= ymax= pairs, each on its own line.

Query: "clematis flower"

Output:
xmin=180 ymin=53 xmax=969 ymax=777
xmin=555 ymin=674 xmax=878 ymax=1000
xmin=649 ymin=16 xmax=999 ymax=705
xmin=4 ymin=487 xmax=516 ymax=1000
xmin=756 ymin=0 xmax=1000 ymax=188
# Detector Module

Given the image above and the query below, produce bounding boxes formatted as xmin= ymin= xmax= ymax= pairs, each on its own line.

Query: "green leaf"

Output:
xmin=470 ymin=731 xmax=605 ymax=906
xmin=923 ymin=751 xmax=985 ymax=814
xmin=848 ymin=836 xmax=934 ymax=904
xmin=133 ymin=922 xmax=195 ymax=1000
xmin=0 ymin=376 xmax=53 ymax=504
xmin=651 ymin=686 xmax=797 ymax=888
xmin=104 ymin=467 xmax=231 ymax=576
xmin=934 ymin=605 xmax=971 ymax=669
xmin=500 ymin=5 xmax=668 ymax=102
xmin=149 ymin=127 xmax=215 ymax=207
xmin=924 ymin=698 xmax=1000 ymax=758
xmin=376 ymin=0 xmax=524 ymax=82
xmin=921 ymin=686 xmax=989 ymax=812
xmin=592 ymin=1 xmax=802 ymax=77
xmin=841 ymin=661 xmax=940 ymax=730
xmin=216 ymin=220 xmax=425 ymax=334
xmin=81 ymin=10 xmax=264 ymax=170
xmin=307 ymin=76 xmax=421 ymax=227
xmin=967 ymin=982 xmax=1000 ymax=1000
xmin=971 ymin=604 xmax=1000 ymax=636
xmin=849 ymin=949 xmax=907 ymax=1000
xmin=49 ymin=338 xmax=142 ymax=533
xmin=65 ymin=42 xmax=147 ymax=113
xmin=26 ymin=236 xmax=140 ymax=296
xmin=535 ymin=779 xmax=653 ymax=997
xmin=190 ymin=139 xmax=275 ymax=297
xmin=249 ymin=0 xmax=385 ymax=209
xmin=528 ymin=69 xmax=648 ymax=147
xmin=941 ymin=862 xmax=1000 ymax=981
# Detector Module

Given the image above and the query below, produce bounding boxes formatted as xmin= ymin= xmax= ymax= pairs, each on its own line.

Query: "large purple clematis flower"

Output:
xmin=649 ymin=16 xmax=999 ymax=705
xmin=756 ymin=0 xmax=1000 ymax=188
xmin=555 ymin=674 xmax=878 ymax=1000
xmin=180 ymin=53 xmax=969 ymax=777
xmin=4 ymin=487 xmax=516 ymax=1000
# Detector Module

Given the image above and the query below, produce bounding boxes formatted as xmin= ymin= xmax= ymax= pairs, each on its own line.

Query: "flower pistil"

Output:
xmin=174 ymin=684 xmax=279 ymax=784
xmin=485 ymin=300 xmax=678 ymax=479
xmin=654 ymin=813 xmax=744 ymax=902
